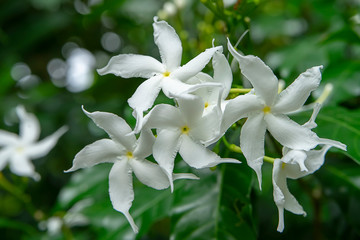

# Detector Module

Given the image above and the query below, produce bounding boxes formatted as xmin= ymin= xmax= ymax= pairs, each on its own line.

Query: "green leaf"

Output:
xmin=314 ymin=106 xmax=360 ymax=164
xmin=0 ymin=217 xmax=37 ymax=236
xmin=321 ymin=60 xmax=360 ymax=105
xmin=170 ymin=164 xmax=257 ymax=240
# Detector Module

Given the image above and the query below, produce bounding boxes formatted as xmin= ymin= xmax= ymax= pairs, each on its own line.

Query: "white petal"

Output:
xmin=265 ymin=114 xmax=319 ymax=151
xmin=143 ymin=104 xmax=184 ymax=130
xmin=153 ymin=17 xmax=182 ymax=71
xmin=152 ymin=129 xmax=181 ymax=191
xmin=302 ymin=145 xmax=330 ymax=174
xmin=227 ymin=39 xmax=278 ymax=105
xmin=128 ymin=75 xmax=163 ymax=111
xmin=212 ymin=51 xmax=232 ymax=99
xmin=83 ymin=108 xmax=136 ymax=150
xmin=272 ymin=66 xmax=322 ymax=113
xmin=177 ymin=97 xmax=204 ymax=128
xmin=185 ymin=72 xmax=213 ymax=84
xmin=221 ymin=94 xmax=263 ymax=135
xmin=128 ymin=75 xmax=163 ymax=131
xmin=171 ymin=46 xmax=222 ymax=82
xmin=9 ymin=153 xmax=40 ymax=180
xmin=0 ymin=147 xmax=12 ymax=170
xmin=286 ymin=145 xmax=331 ymax=179
xmin=240 ymin=113 xmax=266 ymax=188
xmin=191 ymin=108 xmax=222 ymax=144
xmin=272 ymin=159 xmax=286 ymax=232
xmin=273 ymin=159 xmax=306 ymax=231
xmin=191 ymin=84 xmax=220 ymax=108
xmin=173 ymin=173 xmax=199 ymax=181
xmin=318 ymin=138 xmax=347 ymax=151
xmin=133 ymin=130 xmax=155 ymax=159
xmin=179 ymin=135 xmax=240 ymax=169
xmin=65 ymin=139 xmax=121 ymax=172
xmin=282 ymin=150 xmax=308 ymax=172
xmin=108 ymin=160 xmax=139 ymax=233
xmin=276 ymin=204 xmax=285 ymax=232
xmin=97 ymin=54 xmax=164 ymax=78
xmin=0 ymin=130 xmax=18 ymax=146
xmin=16 ymin=105 xmax=40 ymax=143
xmin=302 ymin=103 xmax=321 ymax=129
xmin=162 ymin=77 xmax=221 ymax=98
xmin=25 ymin=126 xmax=68 ymax=159
xmin=130 ymin=158 xmax=170 ymax=190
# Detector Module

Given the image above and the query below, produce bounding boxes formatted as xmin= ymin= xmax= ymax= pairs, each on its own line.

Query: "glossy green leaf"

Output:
xmin=314 ymin=106 xmax=360 ymax=164
xmin=171 ymin=163 xmax=257 ymax=240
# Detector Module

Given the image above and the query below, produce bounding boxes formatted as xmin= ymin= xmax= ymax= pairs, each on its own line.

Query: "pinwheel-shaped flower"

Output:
xmin=144 ymin=97 xmax=240 ymax=191
xmin=66 ymin=107 xmax=197 ymax=233
xmin=272 ymin=104 xmax=346 ymax=232
xmin=223 ymin=39 xmax=330 ymax=187
xmin=0 ymin=105 xmax=67 ymax=180
xmin=98 ymin=17 xmax=221 ymax=132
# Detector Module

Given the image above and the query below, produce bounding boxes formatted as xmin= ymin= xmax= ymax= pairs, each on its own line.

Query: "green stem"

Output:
xmin=222 ymin=137 xmax=275 ymax=164
xmin=229 ymin=88 xmax=252 ymax=94
xmin=263 ymin=156 xmax=275 ymax=164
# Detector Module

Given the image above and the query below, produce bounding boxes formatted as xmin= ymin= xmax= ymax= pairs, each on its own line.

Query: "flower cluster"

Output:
xmin=67 ymin=17 xmax=346 ymax=233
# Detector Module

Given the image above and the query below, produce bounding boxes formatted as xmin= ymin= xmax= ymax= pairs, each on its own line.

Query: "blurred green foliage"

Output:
xmin=0 ymin=0 xmax=359 ymax=239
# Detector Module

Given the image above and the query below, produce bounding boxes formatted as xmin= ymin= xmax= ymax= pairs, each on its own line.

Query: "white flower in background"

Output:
xmin=144 ymin=97 xmax=240 ymax=191
xmin=98 ymin=17 xmax=222 ymax=132
xmin=223 ymin=39 xmax=331 ymax=188
xmin=66 ymin=48 xmax=96 ymax=93
xmin=39 ymin=198 xmax=92 ymax=235
xmin=0 ymin=105 xmax=68 ymax=180
xmin=272 ymin=104 xmax=346 ymax=232
xmin=65 ymin=107 xmax=197 ymax=233
xmin=223 ymin=0 xmax=238 ymax=8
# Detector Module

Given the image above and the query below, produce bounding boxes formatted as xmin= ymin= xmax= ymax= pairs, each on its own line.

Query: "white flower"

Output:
xmin=97 ymin=17 xmax=221 ymax=132
xmin=0 ymin=105 xmax=67 ymax=180
xmin=186 ymin=50 xmax=233 ymax=145
xmin=39 ymin=199 xmax=92 ymax=235
xmin=223 ymin=39 xmax=329 ymax=188
xmin=272 ymin=104 xmax=346 ymax=232
xmin=65 ymin=107 xmax=197 ymax=233
xmin=144 ymin=97 xmax=240 ymax=191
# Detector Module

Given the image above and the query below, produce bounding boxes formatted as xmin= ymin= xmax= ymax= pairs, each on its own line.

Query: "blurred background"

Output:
xmin=0 ymin=0 xmax=359 ymax=239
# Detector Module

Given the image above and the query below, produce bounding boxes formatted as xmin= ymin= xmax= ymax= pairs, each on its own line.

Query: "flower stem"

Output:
xmin=222 ymin=137 xmax=276 ymax=163
xmin=315 ymin=83 xmax=333 ymax=104
xmin=222 ymin=136 xmax=242 ymax=153
xmin=229 ymin=88 xmax=252 ymax=94
xmin=263 ymin=156 xmax=275 ymax=164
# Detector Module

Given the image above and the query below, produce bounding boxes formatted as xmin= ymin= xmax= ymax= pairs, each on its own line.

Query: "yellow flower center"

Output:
xmin=281 ymin=162 xmax=286 ymax=169
xmin=263 ymin=106 xmax=271 ymax=114
xmin=126 ymin=151 xmax=133 ymax=159
xmin=204 ymin=102 xmax=209 ymax=108
xmin=181 ymin=125 xmax=190 ymax=135
xmin=16 ymin=146 xmax=24 ymax=153
xmin=163 ymin=71 xmax=170 ymax=77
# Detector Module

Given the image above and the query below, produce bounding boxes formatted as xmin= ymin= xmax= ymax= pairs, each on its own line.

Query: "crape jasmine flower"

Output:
xmin=222 ymin=39 xmax=331 ymax=188
xmin=98 ymin=17 xmax=222 ymax=133
xmin=143 ymin=97 xmax=240 ymax=191
xmin=66 ymin=107 xmax=197 ymax=233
